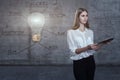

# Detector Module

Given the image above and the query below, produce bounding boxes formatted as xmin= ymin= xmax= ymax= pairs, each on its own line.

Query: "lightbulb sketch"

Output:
xmin=28 ymin=12 xmax=45 ymax=42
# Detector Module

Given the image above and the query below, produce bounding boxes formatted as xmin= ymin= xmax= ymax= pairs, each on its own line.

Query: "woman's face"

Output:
xmin=79 ymin=11 xmax=88 ymax=25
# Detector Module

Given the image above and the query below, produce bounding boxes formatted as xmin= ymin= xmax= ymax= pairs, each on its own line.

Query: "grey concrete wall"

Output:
xmin=88 ymin=0 xmax=120 ymax=65
xmin=0 ymin=0 xmax=119 ymax=65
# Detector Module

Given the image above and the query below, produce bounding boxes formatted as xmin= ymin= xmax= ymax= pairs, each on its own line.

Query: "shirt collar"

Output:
xmin=76 ymin=27 xmax=88 ymax=33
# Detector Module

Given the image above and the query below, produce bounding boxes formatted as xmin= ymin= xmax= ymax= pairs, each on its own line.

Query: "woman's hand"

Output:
xmin=88 ymin=44 xmax=102 ymax=51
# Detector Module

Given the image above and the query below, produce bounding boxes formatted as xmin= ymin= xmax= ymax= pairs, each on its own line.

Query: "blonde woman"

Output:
xmin=67 ymin=8 xmax=101 ymax=80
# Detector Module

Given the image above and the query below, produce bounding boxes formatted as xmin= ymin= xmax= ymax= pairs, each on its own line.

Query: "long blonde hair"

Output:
xmin=72 ymin=8 xmax=89 ymax=30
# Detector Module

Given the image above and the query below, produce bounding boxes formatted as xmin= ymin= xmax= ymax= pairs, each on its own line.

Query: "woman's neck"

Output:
xmin=79 ymin=23 xmax=85 ymax=32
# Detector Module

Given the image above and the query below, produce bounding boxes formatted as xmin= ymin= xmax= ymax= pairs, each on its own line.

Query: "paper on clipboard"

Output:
xmin=97 ymin=37 xmax=114 ymax=45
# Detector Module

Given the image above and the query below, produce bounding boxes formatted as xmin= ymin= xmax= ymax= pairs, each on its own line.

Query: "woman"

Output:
xmin=67 ymin=8 xmax=101 ymax=80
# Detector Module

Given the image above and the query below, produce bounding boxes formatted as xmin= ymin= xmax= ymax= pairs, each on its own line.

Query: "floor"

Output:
xmin=0 ymin=65 xmax=120 ymax=80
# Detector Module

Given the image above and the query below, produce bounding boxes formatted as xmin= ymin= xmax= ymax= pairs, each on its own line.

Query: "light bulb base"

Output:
xmin=32 ymin=34 xmax=41 ymax=42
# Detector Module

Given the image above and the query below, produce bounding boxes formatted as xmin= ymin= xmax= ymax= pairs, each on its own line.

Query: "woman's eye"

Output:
xmin=81 ymin=15 xmax=88 ymax=17
xmin=81 ymin=15 xmax=85 ymax=17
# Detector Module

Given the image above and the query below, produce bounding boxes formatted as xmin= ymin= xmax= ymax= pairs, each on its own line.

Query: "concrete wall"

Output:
xmin=0 ymin=0 xmax=120 ymax=65
xmin=88 ymin=0 xmax=120 ymax=65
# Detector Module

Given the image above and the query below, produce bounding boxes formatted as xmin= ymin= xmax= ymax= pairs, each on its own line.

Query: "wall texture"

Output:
xmin=88 ymin=0 xmax=120 ymax=65
xmin=0 ymin=0 xmax=120 ymax=65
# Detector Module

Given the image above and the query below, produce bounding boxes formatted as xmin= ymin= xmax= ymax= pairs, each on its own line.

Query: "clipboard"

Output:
xmin=97 ymin=37 xmax=114 ymax=45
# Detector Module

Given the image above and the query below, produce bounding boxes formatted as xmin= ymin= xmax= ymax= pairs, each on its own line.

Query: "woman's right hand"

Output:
xmin=88 ymin=44 xmax=102 ymax=51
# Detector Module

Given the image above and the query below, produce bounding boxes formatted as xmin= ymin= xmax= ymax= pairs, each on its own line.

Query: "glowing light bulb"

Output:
xmin=28 ymin=12 xmax=45 ymax=42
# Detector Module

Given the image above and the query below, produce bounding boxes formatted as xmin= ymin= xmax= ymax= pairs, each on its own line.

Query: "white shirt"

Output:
xmin=67 ymin=28 xmax=96 ymax=60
